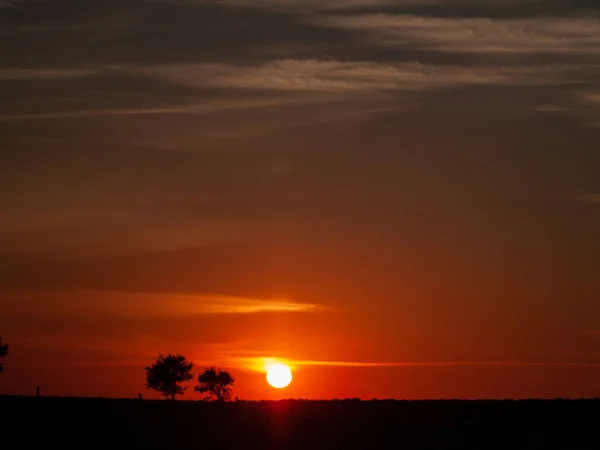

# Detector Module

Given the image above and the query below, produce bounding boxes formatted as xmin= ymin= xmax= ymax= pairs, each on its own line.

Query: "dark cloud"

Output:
xmin=2 ymin=0 xmax=598 ymax=69
xmin=0 ymin=0 xmax=354 ymax=66
xmin=327 ymin=0 xmax=600 ymax=19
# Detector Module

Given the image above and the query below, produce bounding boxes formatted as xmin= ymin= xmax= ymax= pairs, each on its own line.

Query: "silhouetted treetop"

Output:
xmin=195 ymin=367 xmax=234 ymax=401
xmin=145 ymin=353 xmax=193 ymax=400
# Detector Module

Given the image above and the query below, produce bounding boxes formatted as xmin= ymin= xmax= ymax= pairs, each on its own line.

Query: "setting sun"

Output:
xmin=266 ymin=363 xmax=292 ymax=389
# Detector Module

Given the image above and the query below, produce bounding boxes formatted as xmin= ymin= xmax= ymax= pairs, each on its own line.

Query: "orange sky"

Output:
xmin=1 ymin=0 xmax=600 ymax=400
xmin=2 ymin=257 xmax=600 ymax=400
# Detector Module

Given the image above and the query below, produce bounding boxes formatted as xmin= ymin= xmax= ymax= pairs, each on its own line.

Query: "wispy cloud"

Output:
xmin=231 ymin=356 xmax=600 ymax=372
xmin=0 ymin=95 xmax=313 ymax=121
xmin=580 ymin=91 xmax=600 ymax=105
xmin=0 ymin=290 xmax=318 ymax=317
xmin=129 ymin=59 xmax=573 ymax=93
xmin=0 ymin=106 xmax=196 ymax=121
xmin=4 ymin=58 xmax=574 ymax=122
xmin=224 ymin=0 xmax=396 ymax=13
xmin=578 ymin=90 xmax=600 ymax=121
xmin=566 ymin=193 xmax=600 ymax=203
xmin=310 ymin=14 xmax=600 ymax=55
xmin=0 ymin=68 xmax=97 ymax=81
xmin=0 ymin=54 xmax=594 ymax=128
xmin=296 ymin=360 xmax=600 ymax=368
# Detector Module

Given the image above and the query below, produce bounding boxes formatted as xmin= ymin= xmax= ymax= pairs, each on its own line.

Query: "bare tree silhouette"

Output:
xmin=145 ymin=354 xmax=193 ymax=400
xmin=0 ymin=338 xmax=8 ymax=375
xmin=195 ymin=367 xmax=234 ymax=401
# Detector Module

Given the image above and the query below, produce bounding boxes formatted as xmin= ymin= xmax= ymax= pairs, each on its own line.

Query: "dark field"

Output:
xmin=1 ymin=396 xmax=598 ymax=449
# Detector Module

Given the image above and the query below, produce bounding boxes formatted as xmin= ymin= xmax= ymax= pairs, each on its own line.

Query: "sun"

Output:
xmin=266 ymin=363 xmax=292 ymax=388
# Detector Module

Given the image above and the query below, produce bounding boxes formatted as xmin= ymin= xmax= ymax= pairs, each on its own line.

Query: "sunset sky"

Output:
xmin=1 ymin=0 xmax=600 ymax=400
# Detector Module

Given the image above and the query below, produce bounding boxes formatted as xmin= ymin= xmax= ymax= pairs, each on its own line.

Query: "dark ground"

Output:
xmin=0 ymin=396 xmax=598 ymax=449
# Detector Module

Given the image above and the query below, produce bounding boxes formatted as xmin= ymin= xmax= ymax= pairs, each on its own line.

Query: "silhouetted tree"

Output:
xmin=145 ymin=353 xmax=193 ymax=400
xmin=0 ymin=338 xmax=7 ymax=375
xmin=195 ymin=367 xmax=234 ymax=401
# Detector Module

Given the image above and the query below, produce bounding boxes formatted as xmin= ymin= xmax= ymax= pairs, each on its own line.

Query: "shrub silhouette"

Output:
xmin=195 ymin=367 xmax=234 ymax=401
xmin=0 ymin=338 xmax=7 ymax=375
xmin=145 ymin=354 xmax=193 ymax=400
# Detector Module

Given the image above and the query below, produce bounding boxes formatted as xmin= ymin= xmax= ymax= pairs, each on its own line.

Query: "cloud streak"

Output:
xmin=4 ymin=59 xmax=585 ymax=122
xmin=0 ymin=290 xmax=318 ymax=317
xmin=567 ymin=193 xmax=600 ymax=203
xmin=0 ymin=68 xmax=98 ymax=81
xmin=128 ymin=59 xmax=577 ymax=93
xmin=583 ymin=330 xmax=600 ymax=336
xmin=232 ymin=356 xmax=600 ymax=372
xmin=2 ymin=2 xmax=599 ymax=126
xmin=224 ymin=0 xmax=396 ymax=13
xmin=311 ymin=14 xmax=600 ymax=55
xmin=0 ymin=95 xmax=315 ymax=121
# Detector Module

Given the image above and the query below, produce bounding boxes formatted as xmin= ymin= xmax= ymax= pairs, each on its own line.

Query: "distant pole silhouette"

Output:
xmin=36 ymin=386 xmax=40 ymax=397
xmin=0 ymin=337 xmax=8 ymax=375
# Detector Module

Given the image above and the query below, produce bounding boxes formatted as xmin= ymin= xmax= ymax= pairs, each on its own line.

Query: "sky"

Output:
xmin=1 ymin=0 xmax=600 ymax=400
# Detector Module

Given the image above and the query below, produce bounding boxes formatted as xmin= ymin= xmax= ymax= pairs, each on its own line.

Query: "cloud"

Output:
xmin=223 ymin=0 xmax=396 ymax=13
xmin=578 ymin=90 xmax=600 ymax=120
xmin=581 ymin=91 xmax=600 ymax=103
xmin=0 ymin=68 xmax=97 ymax=80
xmin=231 ymin=356 xmax=600 ymax=372
xmin=119 ymin=59 xmax=600 ymax=126
xmin=567 ymin=193 xmax=600 ymax=203
xmin=3 ymin=59 xmax=580 ymax=122
xmin=0 ymin=106 xmax=196 ymax=121
xmin=0 ymin=290 xmax=318 ymax=317
xmin=129 ymin=59 xmax=574 ymax=93
xmin=2 ymin=1 xmax=599 ymax=127
xmin=0 ymin=95 xmax=313 ymax=121
xmin=311 ymin=14 xmax=600 ymax=55
xmin=314 ymin=0 xmax=600 ymax=20
xmin=0 ymin=0 xmax=359 ymax=66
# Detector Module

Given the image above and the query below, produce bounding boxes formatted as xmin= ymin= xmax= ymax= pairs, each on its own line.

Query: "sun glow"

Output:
xmin=266 ymin=363 xmax=292 ymax=388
